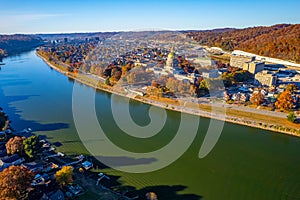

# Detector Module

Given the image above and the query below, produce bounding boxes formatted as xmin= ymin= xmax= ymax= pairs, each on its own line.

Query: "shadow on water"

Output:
xmin=78 ymin=156 xmax=203 ymax=199
xmin=0 ymin=87 xmax=69 ymax=132
xmin=123 ymin=184 xmax=203 ymax=200
xmin=134 ymin=185 xmax=202 ymax=200
xmin=94 ymin=156 xmax=157 ymax=167
xmin=86 ymin=172 xmax=202 ymax=200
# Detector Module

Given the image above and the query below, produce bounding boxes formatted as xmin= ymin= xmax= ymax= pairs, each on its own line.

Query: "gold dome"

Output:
xmin=168 ymin=52 xmax=174 ymax=59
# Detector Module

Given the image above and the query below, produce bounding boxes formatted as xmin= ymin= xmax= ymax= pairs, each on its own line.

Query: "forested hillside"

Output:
xmin=0 ymin=34 xmax=44 ymax=57
xmin=186 ymin=24 xmax=300 ymax=63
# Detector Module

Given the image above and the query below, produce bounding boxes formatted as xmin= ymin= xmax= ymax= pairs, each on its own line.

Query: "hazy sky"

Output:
xmin=1 ymin=0 xmax=299 ymax=34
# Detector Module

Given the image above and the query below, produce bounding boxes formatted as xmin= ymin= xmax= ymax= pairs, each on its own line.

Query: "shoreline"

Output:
xmin=36 ymin=51 xmax=300 ymax=138
xmin=0 ymin=112 xmax=129 ymax=200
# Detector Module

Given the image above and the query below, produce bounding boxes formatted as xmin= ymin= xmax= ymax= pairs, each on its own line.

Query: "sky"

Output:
xmin=0 ymin=0 xmax=300 ymax=34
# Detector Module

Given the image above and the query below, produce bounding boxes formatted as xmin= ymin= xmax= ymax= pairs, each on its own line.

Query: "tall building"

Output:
xmin=230 ymin=54 xmax=255 ymax=69
xmin=243 ymin=61 xmax=265 ymax=74
xmin=164 ymin=46 xmax=177 ymax=74
xmin=230 ymin=54 xmax=265 ymax=74
xmin=254 ymin=70 xmax=277 ymax=87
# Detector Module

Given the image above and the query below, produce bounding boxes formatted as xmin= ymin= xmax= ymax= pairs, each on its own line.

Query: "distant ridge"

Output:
xmin=2 ymin=24 xmax=299 ymax=63
xmin=36 ymin=32 xmax=118 ymax=40
xmin=182 ymin=28 xmax=237 ymax=33
xmin=0 ymin=34 xmax=44 ymax=57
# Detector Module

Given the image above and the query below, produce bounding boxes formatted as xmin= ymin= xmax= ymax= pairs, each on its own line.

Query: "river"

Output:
xmin=1 ymin=50 xmax=300 ymax=199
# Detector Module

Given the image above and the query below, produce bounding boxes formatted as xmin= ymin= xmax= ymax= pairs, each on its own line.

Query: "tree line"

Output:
xmin=0 ymin=34 xmax=44 ymax=56
xmin=186 ymin=24 xmax=300 ymax=63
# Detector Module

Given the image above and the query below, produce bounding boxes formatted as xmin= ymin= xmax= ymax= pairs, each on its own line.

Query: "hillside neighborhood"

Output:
xmin=37 ymin=34 xmax=300 ymax=117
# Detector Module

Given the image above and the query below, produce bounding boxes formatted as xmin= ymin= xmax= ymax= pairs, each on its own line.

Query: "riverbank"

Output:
xmin=0 ymin=108 xmax=131 ymax=200
xmin=36 ymin=51 xmax=300 ymax=137
xmin=0 ymin=109 xmax=9 ymax=131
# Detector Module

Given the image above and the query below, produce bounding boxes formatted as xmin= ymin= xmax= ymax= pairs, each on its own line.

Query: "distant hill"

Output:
xmin=36 ymin=32 xmax=118 ymax=40
xmin=0 ymin=34 xmax=44 ymax=57
xmin=186 ymin=24 xmax=300 ymax=63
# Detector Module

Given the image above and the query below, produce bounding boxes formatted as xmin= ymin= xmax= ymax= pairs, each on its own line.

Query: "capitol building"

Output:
xmin=147 ymin=46 xmax=195 ymax=82
xmin=164 ymin=46 xmax=178 ymax=74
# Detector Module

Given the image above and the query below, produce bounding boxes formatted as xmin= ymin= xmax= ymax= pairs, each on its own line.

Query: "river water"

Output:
xmin=1 ymin=50 xmax=300 ymax=199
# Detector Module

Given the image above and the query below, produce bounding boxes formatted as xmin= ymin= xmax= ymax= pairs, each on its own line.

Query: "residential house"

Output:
xmin=0 ymin=154 xmax=25 ymax=171
xmin=40 ymin=190 xmax=65 ymax=200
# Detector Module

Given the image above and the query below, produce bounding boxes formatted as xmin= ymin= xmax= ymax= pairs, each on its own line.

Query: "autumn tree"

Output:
xmin=6 ymin=136 xmax=25 ymax=155
xmin=110 ymin=67 xmax=122 ymax=82
xmin=146 ymin=192 xmax=158 ymax=200
xmin=151 ymin=80 xmax=159 ymax=88
xmin=286 ymin=84 xmax=298 ymax=92
xmin=275 ymin=90 xmax=294 ymax=110
xmin=250 ymin=91 xmax=265 ymax=106
xmin=89 ymin=65 xmax=95 ymax=74
xmin=166 ymin=77 xmax=177 ymax=92
xmin=121 ymin=63 xmax=132 ymax=77
xmin=0 ymin=165 xmax=35 ymax=200
xmin=55 ymin=166 xmax=73 ymax=186
xmin=187 ymin=24 xmax=300 ymax=63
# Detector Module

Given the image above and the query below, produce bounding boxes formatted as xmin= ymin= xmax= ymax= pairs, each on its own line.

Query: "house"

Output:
xmin=0 ymin=143 xmax=6 ymax=151
xmin=224 ymin=91 xmax=232 ymax=101
xmin=81 ymin=161 xmax=93 ymax=170
xmin=240 ymin=93 xmax=250 ymax=102
xmin=134 ymin=60 xmax=148 ymax=67
xmin=40 ymin=190 xmax=65 ymax=200
xmin=0 ymin=154 xmax=25 ymax=171
xmin=43 ymin=162 xmax=60 ymax=173
xmin=292 ymin=74 xmax=300 ymax=82
xmin=0 ymin=149 xmax=7 ymax=157
xmin=31 ymin=173 xmax=52 ymax=187
xmin=22 ymin=162 xmax=44 ymax=173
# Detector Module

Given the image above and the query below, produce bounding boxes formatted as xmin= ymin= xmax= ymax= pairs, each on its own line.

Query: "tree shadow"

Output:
xmin=133 ymin=185 xmax=202 ymax=200
xmin=85 ymin=172 xmax=202 ymax=200
xmin=79 ymin=158 xmax=203 ymax=200
xmin=93 ymin=155 xmax=157 ymax=168
xmin=52 ymin=142 xmax=63 ymax=147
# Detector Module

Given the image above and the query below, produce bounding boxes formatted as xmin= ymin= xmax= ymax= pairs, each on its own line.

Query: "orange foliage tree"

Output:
xmin=0 ymin=165 xmax=34 ymax=200
xmin=250 ymin=92 xmax=265 ymax=106
xmin=6 ymin=136 xmax=25 ymax=155
xmin=187 ymin=24 xmax=300 ymax=63
xmin=275 ymin=90 xmax=293 ymax=110
xmin=146 ymin=192 xmax=158 ymax=200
